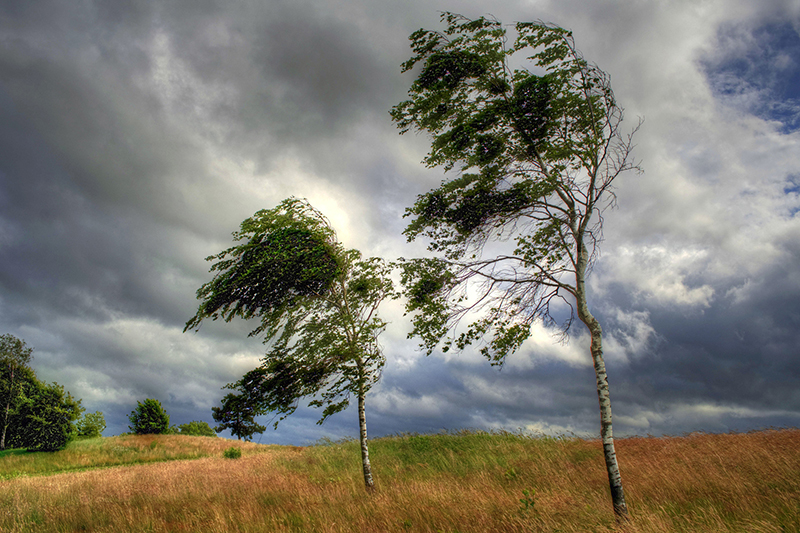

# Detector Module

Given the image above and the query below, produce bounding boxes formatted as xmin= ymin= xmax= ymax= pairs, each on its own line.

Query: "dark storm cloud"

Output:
xmin=0 ymin=94 xmax=206 ymax=328
xmin=0 ymin=2 xmax=170 ymax=205
xmin=0 ymin=0 xmax=798 ymax=445
xmin=594 ymin=233 xmax=800 ymax=434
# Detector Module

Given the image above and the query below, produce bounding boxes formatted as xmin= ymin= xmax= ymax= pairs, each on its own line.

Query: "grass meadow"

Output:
xmin=0 ymin=429 xmax=798 ymax=532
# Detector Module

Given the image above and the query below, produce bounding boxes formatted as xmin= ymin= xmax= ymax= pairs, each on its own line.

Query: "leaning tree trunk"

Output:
xmin=575 ymin=244 xmax=629 ymax=520
xmin=357 ymin=383 xmax=375 ymax=491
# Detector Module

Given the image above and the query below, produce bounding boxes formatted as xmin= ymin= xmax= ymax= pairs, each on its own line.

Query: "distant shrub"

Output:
xmin=128 ymin=399 xmax=170 ymax=435
xmin=178 ymin=421 xmax=217 ymax=437
xmin=76 ymin=411 xmax=106 ymax=438
xmin=223 ymin=446 xmax=242 ymax=459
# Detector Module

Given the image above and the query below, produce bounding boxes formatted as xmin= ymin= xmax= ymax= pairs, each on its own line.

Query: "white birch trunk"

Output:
xmin=357 ymin=384 xmax=375 ymax=491
xmin=576 ymin=243 xmax=629 ymax=520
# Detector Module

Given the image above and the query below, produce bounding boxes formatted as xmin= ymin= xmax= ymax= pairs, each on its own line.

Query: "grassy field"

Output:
xmin=0 ymin=429 xmax=798 ymax=532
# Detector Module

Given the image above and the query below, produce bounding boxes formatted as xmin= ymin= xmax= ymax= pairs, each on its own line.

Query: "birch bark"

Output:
xmin=357 ymin=375 xmax=375 ymax=491
xmin=575 ymin=243 xmax=628 ymax=519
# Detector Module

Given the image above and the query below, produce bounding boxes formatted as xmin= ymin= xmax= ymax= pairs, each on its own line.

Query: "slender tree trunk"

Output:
xmin=575 ymin=245 xmax=629 ymax=520
xmin=1 ymin=405 xmax=8 ymax=450
xmin=357 ymin=384 xmax=375 ymax=491
xmin=1 ymin=365 xmax=14 ymax=450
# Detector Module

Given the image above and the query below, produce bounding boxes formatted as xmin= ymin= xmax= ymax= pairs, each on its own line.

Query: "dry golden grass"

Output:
xmin=0 ymin=430 xmax=798 ymax=532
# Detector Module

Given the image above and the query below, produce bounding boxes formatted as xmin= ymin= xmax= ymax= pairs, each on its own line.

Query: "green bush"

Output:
xmin=223 ymin=446 xmax=242 ymax=459
xmin=178 ymin=420 xmax=216 ymax=437
xmin=128 ymin=399 xmax=170 ymax=435
xmin=1 ymin=344 xmax=81 ymax=452
xmin=21 ymin=382 xmax=82 ymax=452
xmin=76 ymin=411 xmax=106 ymax=438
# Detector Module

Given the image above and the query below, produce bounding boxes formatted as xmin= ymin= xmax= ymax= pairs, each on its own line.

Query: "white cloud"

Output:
xmin=597 ymin=245 xmax=716 ymax=308
xmin=505 ymin=323 xmax=592 ymax=370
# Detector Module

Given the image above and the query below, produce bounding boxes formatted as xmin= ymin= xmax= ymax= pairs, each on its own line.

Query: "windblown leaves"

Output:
xmin=392 ymin=13 xmax=637 ymax=362
xmin=188 ymin=198 xmax=396 ymax=430
xmin=184 ymin=200 xmax=340 ymax=334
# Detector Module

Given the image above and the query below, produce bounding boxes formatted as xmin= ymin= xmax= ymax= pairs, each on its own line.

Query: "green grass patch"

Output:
xmin=0 ymin=434 xmax=273 ymax=479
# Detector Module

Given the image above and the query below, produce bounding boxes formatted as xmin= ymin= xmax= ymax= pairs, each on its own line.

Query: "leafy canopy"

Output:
xmin=392 ymin=13 xmax=640 ymax=363
xmin=185 ymin=198 xmax=341 ymax=338
xmin=211 ymin=392 xmax=266 ymax=441
xmin=18 ymin=381 xmax=82 ymax=451
xmin=128 ymin=398 xmax=170 ymax=435
xmin=188 ymin=198 xmax=397 ymax=428
xmin=0 ymin=334 xmax=34 ymax=370
xmin=76 ymin=411 xmax=106 ymax=438
xmin=178 ymin=420 xmax=216 ymax=437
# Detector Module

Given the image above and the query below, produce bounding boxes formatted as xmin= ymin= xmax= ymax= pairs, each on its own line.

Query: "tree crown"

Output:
xmin=0 ymin=333 xmax=34 ymax=369
xmin=189 ymin=198 xmax=397 ymax=428
xmin=128 ymin=398 xmax=170 ymax=435
xmin=392 ymin=13 xmax=640 ymax=362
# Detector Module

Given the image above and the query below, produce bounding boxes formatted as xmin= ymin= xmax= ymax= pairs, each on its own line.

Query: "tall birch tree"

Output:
xmin=186 ymin=198 xmax=395 ymax=491
xmin=391 ymin=13 xmax=640 ymax=519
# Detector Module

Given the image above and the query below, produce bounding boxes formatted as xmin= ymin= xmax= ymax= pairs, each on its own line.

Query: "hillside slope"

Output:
xmin=1 ymin=430 xmax=798 ymax=532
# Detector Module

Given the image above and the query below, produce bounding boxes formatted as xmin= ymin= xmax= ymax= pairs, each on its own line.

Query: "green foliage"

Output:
xmin=178 ymin=420 xmax=216 ymax=437
xmin=212 ymin=392 xmax=266 ymax=441
xmin=0 ymin=334 xmax=34 ymax=368
xmin=185 ymin=198 xmax=341 ymax=337
xmin=520 ymin=488 xmax=537 ymax=513
xmin=188 ymin=198 xmax=397 ymax=429
xmin=223 ymin=446 xmax=242 ymax=459
xmin=17 ymin=381 xmax=82 ymax=452
xmin=392 ymin=13 xmax=640 ymax=363
xmin=0 ymin=345 xmax=81 ymax=453
xmin=76 ymin=411 xmax=106 ymax=438
xmin=128 ymin=399 xmax=170 ymax=435
xmin=0 ymin=333 xmax=35 ymax=450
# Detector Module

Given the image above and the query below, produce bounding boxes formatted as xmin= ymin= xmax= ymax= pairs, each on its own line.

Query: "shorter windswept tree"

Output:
xmin=212 ymin=392 xmax=265 ymax=441
xmin=186 ymin=198 xmax=396 ymax=490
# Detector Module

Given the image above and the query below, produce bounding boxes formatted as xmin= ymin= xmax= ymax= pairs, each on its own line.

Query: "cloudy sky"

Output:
xmin=1 ymin=0 xmax=799 ymax=444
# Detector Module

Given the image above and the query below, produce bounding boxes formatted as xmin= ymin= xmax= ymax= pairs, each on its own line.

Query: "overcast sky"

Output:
xmin=1 ymin=0 xmax=799 ymax=444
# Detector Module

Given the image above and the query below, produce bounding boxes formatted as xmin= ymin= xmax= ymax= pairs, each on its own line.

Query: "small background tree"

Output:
xmin=178 ymin=420 xmax=217 ymax=437
xmin=212 ymin=392 xmax=266 ymax=441
xmin=76 ymin=411 xmax=106 ymax=438
xmin=128 ymin=399 xmax=170 ymax=435
xmin=20 ymin=382 xmax=82 ymax=451
xmin=1 ymin=335 xmax=81 ymax=452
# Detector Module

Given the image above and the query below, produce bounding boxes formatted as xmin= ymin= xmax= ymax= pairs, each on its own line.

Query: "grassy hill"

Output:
xmin=0 ymin=429 xmax=798 ymax=532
